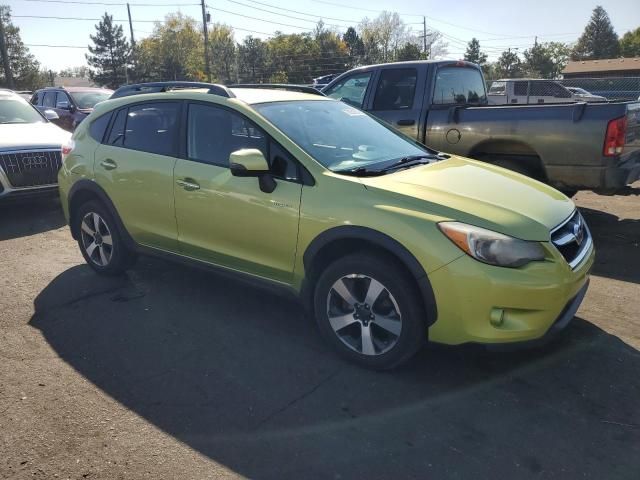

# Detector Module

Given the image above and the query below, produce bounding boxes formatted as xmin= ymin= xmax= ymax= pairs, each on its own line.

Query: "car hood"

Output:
xmin=360 ymin=156 xmax=575 ymax=241
xmin=0 ymin=122 xmax=71 ymax=150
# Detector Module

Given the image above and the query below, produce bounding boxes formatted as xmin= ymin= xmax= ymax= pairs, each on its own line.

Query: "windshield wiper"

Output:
xmin=377 ymin=154 xmax=444 ymax=172
xmin=332 ymin=166 xmax=385 ymax=177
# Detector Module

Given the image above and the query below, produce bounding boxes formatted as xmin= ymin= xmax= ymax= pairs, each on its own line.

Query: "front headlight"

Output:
xmin=438 ymin=222 xmax=545 ymax=268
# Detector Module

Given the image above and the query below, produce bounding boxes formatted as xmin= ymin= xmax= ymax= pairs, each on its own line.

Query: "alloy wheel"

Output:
xmin=326 ymin=274 xmax=402 ymax=356
xmin=80 ymin=212 xmax=113 ymax=267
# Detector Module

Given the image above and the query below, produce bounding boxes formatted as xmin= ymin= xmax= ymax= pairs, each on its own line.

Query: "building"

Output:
xmin=562 ymin=58 xmax=640 ymax=79
xmin=53 ymin=76 xmax=96 ymax=88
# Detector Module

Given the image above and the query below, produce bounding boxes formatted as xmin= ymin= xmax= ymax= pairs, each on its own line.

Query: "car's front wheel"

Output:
xmin=313 ymin=253 xmax=427 ymax=370
xmin=75 ymin=201 xmax=136 ymax=275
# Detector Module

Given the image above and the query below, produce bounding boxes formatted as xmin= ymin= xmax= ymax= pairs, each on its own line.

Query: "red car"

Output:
xmin=30 ymin=86 xmax=113 ymax=132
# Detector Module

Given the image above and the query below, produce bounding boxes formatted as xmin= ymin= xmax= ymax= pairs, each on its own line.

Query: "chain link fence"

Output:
xmin=559 ymin=77 xmax=640 ymax=102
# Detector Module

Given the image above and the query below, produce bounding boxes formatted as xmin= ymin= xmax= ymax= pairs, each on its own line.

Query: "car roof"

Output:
xmin=37 ymin=86 xmax=113 ymax=92
xmin=230 ymin=88 xmax=329 ymax=104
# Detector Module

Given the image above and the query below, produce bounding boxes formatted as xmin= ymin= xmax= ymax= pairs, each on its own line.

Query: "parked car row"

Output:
xmin=487 ymin=79 xmax=608 ymax=104
xmin=2 ymin=61 xmax=637 ymax=368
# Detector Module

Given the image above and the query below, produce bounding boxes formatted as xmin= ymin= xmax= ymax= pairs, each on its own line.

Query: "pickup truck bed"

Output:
xmin=323 ymin=60 xmax=640 ymax=192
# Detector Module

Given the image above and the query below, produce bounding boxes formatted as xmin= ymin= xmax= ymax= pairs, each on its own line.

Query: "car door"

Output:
xmin=174 ymin=102 xmax=302 ymax=284
xmin=323 ymin=70 xmax=374 ymax=109
xmin=54 ymin=92 xmax=74 ymax=131
xmin=93 ymin=101 xmax=180 ymax=251
xmin=366 ymin=67 xmax=425 ymax=140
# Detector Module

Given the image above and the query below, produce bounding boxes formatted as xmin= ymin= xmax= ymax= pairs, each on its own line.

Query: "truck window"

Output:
xmin=514 ymin=81 xmax=528 ymax=96
xmin=372 ymin=68 xmax=417 ymax=110
xmin=325 ymin=72 xmax=372 ymax=108
xmin=432 ymin=67 xmax=486 ymax=105
xmin=488 ymin=81 xmax=506 ymax=95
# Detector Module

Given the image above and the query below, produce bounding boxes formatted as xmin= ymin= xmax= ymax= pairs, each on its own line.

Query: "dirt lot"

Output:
xmin=1 ymin=185 xmax=639 ymax=479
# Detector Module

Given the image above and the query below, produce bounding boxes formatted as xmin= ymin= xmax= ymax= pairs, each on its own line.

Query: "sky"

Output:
xmin=4 ymin=0 xmax=640 ymax=72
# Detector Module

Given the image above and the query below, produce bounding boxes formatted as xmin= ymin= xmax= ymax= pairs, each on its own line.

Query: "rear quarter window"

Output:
xmin=89 ymin=112 xmax=112 ymax=143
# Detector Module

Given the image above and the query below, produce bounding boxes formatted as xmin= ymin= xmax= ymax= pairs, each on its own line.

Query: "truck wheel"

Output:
xmin=313 ymin=252 xmax=427 ymax=370
xmin=74 ymin=201 xmax=137 ymax=275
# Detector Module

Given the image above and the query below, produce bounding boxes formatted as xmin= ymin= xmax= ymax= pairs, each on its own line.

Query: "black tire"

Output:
xmin=74 ymin=200 xmax=136 ymax=275
xmin=313 ymin=252 xmax=427 ymax=370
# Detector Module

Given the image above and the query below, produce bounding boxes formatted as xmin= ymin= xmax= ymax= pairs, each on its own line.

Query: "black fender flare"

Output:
xmin=67 ymin=179 xmax=136 ymax=249
xmin=301 ymin=226 xmax=438 ymax=326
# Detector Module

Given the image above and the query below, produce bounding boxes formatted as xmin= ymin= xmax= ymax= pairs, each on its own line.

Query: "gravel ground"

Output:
xmin=1 ymin=184 xmax=638 ymax=479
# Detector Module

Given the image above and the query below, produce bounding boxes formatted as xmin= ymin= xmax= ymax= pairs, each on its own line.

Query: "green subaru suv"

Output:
xmin=58 ymin=82 xmax=594 ymax=369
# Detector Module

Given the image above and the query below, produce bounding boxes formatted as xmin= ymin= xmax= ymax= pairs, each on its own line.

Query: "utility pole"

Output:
xmin=127 ymin=4 xmax=135 ymax=48
xmin=0 ymin=13 xmax=14 ymax=89
xmin=127 ymin=3 xmax=135 ymax=83
xmin=422 ymin=16 xmax=427 ymax=58
xmin=201 ymin=0 xmax=211 ymax=82
xmin=534 ymin=36 xmax=538 ymax=47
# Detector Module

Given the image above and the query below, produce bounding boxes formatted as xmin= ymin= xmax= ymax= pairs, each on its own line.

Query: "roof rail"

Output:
xmin=229 ymin=84 xmax=325 ymax=96
xmin=110 ymin=81 xmax=235 ymax=99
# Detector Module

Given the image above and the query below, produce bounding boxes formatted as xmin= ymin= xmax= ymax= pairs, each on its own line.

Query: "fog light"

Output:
xmin=490 ymin=308 xmax=505 ymax=327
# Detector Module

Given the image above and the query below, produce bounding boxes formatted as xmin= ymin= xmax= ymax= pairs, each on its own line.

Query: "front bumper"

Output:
xmin=427 ymin=240 xmax=594 ymax=345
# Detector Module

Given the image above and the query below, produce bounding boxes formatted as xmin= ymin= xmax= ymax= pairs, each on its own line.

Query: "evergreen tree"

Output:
xmin=86 ymin=13 xmax=131 ymax=88
xmin=464 ymin=38 xmax=487 ymax=67
xmin=343 ymin=27 xmax=364 ymax=67
xmin=395 ymin=43 xmax=422 ymax=61
xmin=571 ymin=6 xmax=619 ymax=60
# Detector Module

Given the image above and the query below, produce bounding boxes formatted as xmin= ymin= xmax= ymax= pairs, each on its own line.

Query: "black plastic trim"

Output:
xmin=302 ymin=226 xmax=438 ymax=325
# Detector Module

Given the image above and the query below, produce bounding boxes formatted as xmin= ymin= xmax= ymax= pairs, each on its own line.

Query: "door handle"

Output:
xmin=100 ymin=158 xmax=117 ymax=170
xmin=176 ymin=179 xmax=200 ymax=191
xmin=397 ymin=119 xmax=415 ymax=126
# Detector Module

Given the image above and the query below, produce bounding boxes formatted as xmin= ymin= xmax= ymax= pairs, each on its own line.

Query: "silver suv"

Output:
xmin=0 ymin=89 xmax=70 ymax=200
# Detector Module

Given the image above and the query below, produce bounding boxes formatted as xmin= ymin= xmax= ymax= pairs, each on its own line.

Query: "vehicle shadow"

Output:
xmin=0 ymin=197 xmax=65 ymax=241
xmin=29 ymin=259 xmax=640 ymax=479
xmin=580 ymin=206 xmax=639 ymax=284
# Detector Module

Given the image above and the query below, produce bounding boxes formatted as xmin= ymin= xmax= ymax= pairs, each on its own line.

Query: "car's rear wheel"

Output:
xmin=75 ymin=201 xmax=136 ymax=275
xmin=313 ymin=253 xmax=427 ymax=370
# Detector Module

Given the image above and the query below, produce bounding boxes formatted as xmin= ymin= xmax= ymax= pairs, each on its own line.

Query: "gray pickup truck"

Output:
xmin=322 ymin=60 xmax=640 ymax=193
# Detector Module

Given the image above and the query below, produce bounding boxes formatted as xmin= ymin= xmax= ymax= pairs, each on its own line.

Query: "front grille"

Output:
xmin=0 ymin=150 xmax=62 ymax=188
xmin=550 ymin=210 xmax=592 ymax=269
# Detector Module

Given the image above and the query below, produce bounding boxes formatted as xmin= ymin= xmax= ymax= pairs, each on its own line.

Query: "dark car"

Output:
xmin=30 ymin=86 xmax=113 ymax=132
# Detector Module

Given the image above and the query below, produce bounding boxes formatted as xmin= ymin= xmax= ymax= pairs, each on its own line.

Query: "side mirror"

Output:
xmin=43 ymin=109 xmax=59 ymax=121
xmin=229 ymin=148 xmax=276 ymax=193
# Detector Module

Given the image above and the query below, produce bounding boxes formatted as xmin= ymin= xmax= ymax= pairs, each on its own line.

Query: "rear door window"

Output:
xmin=89 ymin=112 xmax=112 ymax=143
xmin=432 ymin=67 xmax=486 ymax=104
xmin=324 ymin=72 xmax=372 ymax=108
xmin=372 ymin=68 xmax=417 ymax=110
xmin=123 ymin=102 xmax=180 ymax=156
xmin=513 ymin=81 xmax=528 ymax=96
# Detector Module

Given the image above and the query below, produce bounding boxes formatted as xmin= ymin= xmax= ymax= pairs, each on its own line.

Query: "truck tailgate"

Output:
xmin=624 ymin=102 xmax=640 ymax=154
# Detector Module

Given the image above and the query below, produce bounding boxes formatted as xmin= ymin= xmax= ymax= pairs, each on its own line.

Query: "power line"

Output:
xmin=222 ymin=0 xmax=351 ymax=28
xmin=16 ymin=0 xmax=200 ymax=5
xmin=225 ymin=0 xmax=360 ymax=24
xmin=207 ymin=5 xmax=308 ymax=30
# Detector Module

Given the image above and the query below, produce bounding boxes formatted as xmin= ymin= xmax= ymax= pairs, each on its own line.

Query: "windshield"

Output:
xmin=254 ymin=100 xmax=433 ymax=171
xmin=0 ymin=94 xmax=45 ymax=124
xmin=69 ymin=90 xmax=112 ymax=109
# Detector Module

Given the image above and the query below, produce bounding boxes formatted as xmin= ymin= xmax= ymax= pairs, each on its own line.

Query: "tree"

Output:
xmin=523 ymin=41 xmax=570 ymax=79
xmin=496 ymin=49 xmax=522 ymax=78
xmin=209 ymin=23 xmax=236 ymax=83
xmin=620 ymin=27 xmax=640 ymax=57
xmin=464 ymin=38 xmax=487 ymax=67
xmin=86 ymin=12 xmax=131 ymax=88
xmin=396 ymin=42 xmax=422 ymax=61
xmin=571 ymin=6 xmax=619 ymax=60
xmin=135 ymin=13 xmax=204 ymax=82
xmin=59 ymin=66 xmax=90 ymax=78
xmin=0 ymin=6 xmax=46 ymax=89
xmin=237 ymin=36 xmax=267 ymax=82
xmin=343 ymin=27 xmax=364 ymax=66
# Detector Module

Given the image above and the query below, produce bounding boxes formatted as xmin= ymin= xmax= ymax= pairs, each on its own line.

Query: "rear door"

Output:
xmin=366 ymin=66 xmax=426 ymax=140
xmin=93 ymin=101 xmax=180 ymax=250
